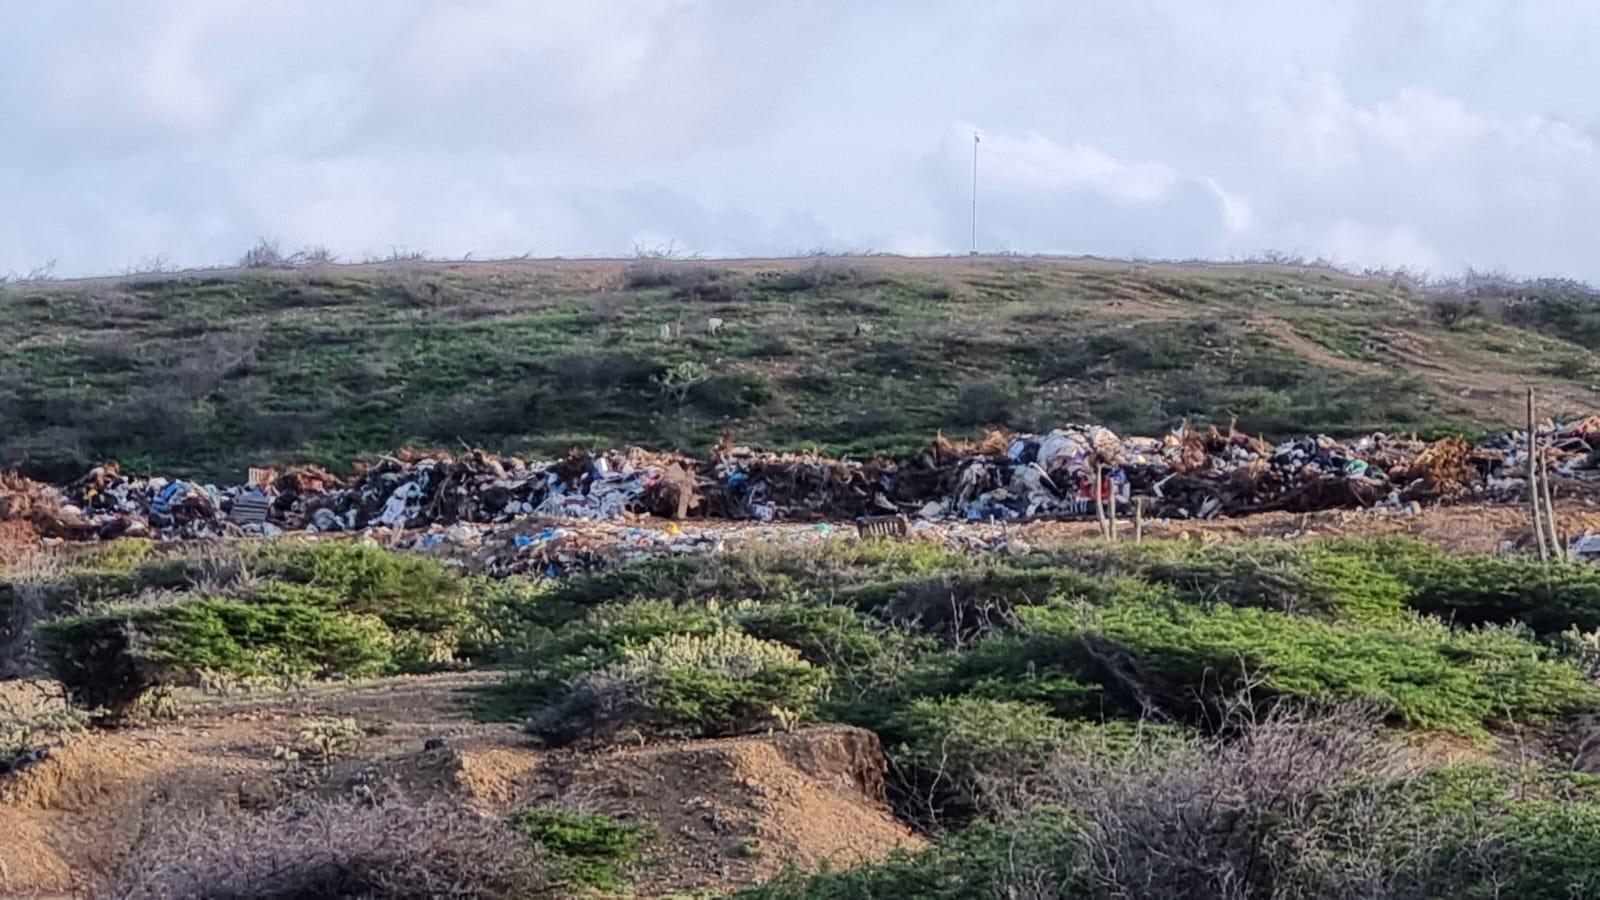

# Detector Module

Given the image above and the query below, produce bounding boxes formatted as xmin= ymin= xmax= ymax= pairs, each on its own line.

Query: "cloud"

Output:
xmin=4 ymin=2 xmax=1600 ymax=281
xmin=1318 ymin=221 xmax=1450 ymax=275
xmin=1201 ymin=177 xmax=1254 ymax=234
xmin=1259 ymin=74 xmax=1490 ymax=172
xmin=972 ymin=127 xmax=1178 ymax=204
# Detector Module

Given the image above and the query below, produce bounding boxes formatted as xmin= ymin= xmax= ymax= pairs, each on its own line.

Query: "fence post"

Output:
xmin=1529 ymin=388 xmax=1549 ymax=561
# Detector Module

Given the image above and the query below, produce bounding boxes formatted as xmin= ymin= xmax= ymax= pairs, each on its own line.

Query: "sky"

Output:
xmin=4 ymin=1 xmax=1600 ymax=280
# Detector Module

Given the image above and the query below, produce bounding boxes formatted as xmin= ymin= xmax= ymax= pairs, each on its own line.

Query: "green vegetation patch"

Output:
xmin=508 ymin=806 xmax=656 ymax=892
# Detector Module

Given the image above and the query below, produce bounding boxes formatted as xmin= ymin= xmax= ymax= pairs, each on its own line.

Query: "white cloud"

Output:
xmin=1319 ymin=221 xmax=1450 ymax=275
xmin=5 ymin=2 xmax=1600 ymax=281
xmin=1201 ymin=177 xmax=1254 ymax=233
xmin=973 ymin=127 xmax=1178 ymax=204
xmin=1259 ymin=73 xmax=1490 ymax=172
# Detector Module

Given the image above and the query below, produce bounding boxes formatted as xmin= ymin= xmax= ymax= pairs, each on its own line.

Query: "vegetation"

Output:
xmin=531 ymin=629 xmax=828 ymax=744
xmin=28 ymin=541 xmax=481 ymax=710
xmin=17 ymin=529 xmax=1600 ymax=895
xmin=507 ymin=806 xmax=656 ymax=892
xmin=742 ymin=708 xmax=1600 ymax=900
xmin=10 ymin=258 xmax=1597 ymax=481
xmin=112 ymin=793 xmax=556 ymax=899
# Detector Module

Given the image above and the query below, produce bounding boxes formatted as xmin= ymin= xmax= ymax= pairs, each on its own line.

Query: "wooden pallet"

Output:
xmin=856 ymin=515 xmax=910 ymax=539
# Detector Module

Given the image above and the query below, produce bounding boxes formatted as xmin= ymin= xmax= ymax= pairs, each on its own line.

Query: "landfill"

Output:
xmin=7 ymin=417 xmax=1600 ymax=546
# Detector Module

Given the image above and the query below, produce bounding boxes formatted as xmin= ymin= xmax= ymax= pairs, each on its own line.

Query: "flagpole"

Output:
xmin=970 ymin=131 xmax=979 ymax=256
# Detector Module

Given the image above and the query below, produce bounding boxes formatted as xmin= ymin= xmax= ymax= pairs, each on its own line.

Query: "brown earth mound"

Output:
xmin=0 ymin=673 xmax=917 ymax=897
xmin=439 ymin=727 xmax=923 ymax=895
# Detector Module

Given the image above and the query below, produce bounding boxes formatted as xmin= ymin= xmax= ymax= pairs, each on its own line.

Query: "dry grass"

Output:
xmin=109 ymin=792 xmax=555 ymax=899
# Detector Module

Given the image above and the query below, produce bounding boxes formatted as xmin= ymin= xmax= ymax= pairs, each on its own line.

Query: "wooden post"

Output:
xmin=1134 ymin=498 xmax=1145 ymax=543
xmin=1094 ymin=464 xmax=1108 ymax=540
xmin=1108 ymin=478 xmax=1119 ymax=542
xmin=1542 ymin=445 xmax=1562 ymax=557
xmin=1528 ymin=388 xmax=1549 ymax=561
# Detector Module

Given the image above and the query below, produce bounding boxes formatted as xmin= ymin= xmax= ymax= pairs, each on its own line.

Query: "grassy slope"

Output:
xmin=4 ymin=256 xmax=1598 ymax=481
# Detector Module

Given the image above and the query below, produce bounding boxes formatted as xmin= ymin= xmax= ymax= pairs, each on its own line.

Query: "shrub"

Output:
xmin=914 ymin=636 xmax=1109 ymax=718
xmin=507 ymin=806 xmax=656 ymax=892
xmin=995 ymin=702 xmax=1395 ymax=899
xmin=514 ymin=600 xmax=732 ymax=708
xmin=251 ymin=542 xmax=470 ymax=633
xmin=532 ymin=630 xmax=828 ymax=745
xmin=842 ymin=565 xmax=1110 ymax=646
xmin=1 ymin=681 xmax=92 ymax=773
xmin=292 ymin=716 xmax=366 ymax=762
xmin=734 ymin=602 xmax=907 ymax=670
xmin=42 ymin=600 xmax=393 ymax=710
xmin=951 ymin=379 xmax=1025 ymax=427
xmin=885 ymin=698 xmax=1072 ymax=824
xmin=737 ymin=812 xmax=1084 ymax=900
xmin=1281 ymin=763 xmax=1600 ymax=898
xmin=1028 ymin=601 xmax=1598 ymax=736
xmin=1052 ymin=540 xmax=1410 ymax=622
xmin=111 ymin=793 xmax=553 ymax=899
xmin=1373 ymin=544 xmax=1600 ymax=635
xmin=687 ymin=372 xmax=775 ymax=416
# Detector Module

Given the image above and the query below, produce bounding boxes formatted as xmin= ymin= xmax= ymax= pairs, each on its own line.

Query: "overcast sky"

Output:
xmin=5 ymin=1 xmax=1599 ymax=280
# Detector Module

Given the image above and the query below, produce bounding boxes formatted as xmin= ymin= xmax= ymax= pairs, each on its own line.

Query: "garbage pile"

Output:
xmin=14 ymin=417 xmax=1600 ymax=541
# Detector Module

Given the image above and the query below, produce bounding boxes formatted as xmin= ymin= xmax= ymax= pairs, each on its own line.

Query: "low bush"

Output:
xmin=531 ymin=630 xmax=828 ymax=745
xmin=738 ymin=811 xmax=1084 ymax=900
xmin=910 ymin=636 xmax=1109 ymax=718
xmin=42 ymin=599 xmax=393 ymax=710
xmin=840 ymin=565 xmax=1110 ymax=646
xmin=1370 ymin=542 xmax=1600 ymax=635
xmin=111 ymin=793 xmax=554 ymax=899
xmin=1 ymin=681 xmax=93 ymax=773
xmin=541 ymin=540 xmax=970 ymax=611
xmin=33 ymin=542 xmax=487 ymax=711
xmin=1027 ymin=601 xmax=1597 ymax=736
xmin=1376 ymin=759 xmax=1600 ymax=890
xmin=749 ymin=704 xmax=1600 ymax=899
xmin=1050 ymin=540 xmax=1411 ymax=622
xmin=507 ymin=806 xmax=656 ymax=892
xmin=513 ymin=600 xmax=731 ymax=709
xmin=734 ymin=602 xmax=914 ymax=671
xmin=251 ymin=541 xmax=470 ymax=634
xmin=884 ymin=697 xmax=1072 ymax=824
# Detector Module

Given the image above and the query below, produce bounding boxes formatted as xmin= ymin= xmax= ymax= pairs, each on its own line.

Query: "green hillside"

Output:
xmin=3 ymin=256 xmax=1598 ymax=481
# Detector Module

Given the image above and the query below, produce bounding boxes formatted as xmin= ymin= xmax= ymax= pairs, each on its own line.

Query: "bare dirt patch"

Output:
xmin=0 ymin=672 xmax=916 ymax=897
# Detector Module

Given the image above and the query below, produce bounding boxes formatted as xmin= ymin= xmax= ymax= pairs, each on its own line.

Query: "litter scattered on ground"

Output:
xmin=9 ymin=417 xmax=1600 ymax=545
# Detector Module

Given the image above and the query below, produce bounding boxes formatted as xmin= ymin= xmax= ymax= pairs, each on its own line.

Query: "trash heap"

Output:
xmin=13 ymin=416 xmax=1600 ymax=541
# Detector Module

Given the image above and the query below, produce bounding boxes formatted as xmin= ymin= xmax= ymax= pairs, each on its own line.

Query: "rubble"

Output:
xmin=11 ymin=417 xmax=1600 ymax=542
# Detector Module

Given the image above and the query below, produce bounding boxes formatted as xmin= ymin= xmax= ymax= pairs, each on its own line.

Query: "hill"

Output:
xmin=4 ymin=256 xmax=1599 ymax=481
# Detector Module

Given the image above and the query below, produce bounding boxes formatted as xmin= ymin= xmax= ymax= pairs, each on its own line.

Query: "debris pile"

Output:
xmin=14 ymin=417 xmax=1600 ymax=541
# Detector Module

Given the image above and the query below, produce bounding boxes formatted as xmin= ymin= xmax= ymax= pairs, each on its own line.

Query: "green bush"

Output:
xmin=457 ymin=576 xmax=560 ymax=662
xmin=734 ymin=602 xmax=909 ymax=670
xmin=1304 ymin=765 xmax=1600 ymax=899
xmin=42 ymin=600 xmax=393 ymax=710
xmin=251 ymin=542 xmax=470 ymax=633
xmin=1050 ymin=540 xmax=1411 ymax=622
xmin=839 ymin=565 xmax=1110 ymax=644
xmin=532 ymin=630 xmax=828 ymax=745
xmin=1027 ymin=601 xmax=1597 ymax=736
xmin=885 ymin=698 xmax=1072 ymax=820
xmin=1371 ymin=543 xmax=1600 ymax=635
xmin=542 ymin=540 xmax=970 ymax=611
xmin=507 ymin=806 xmax=656 ymax=892
xmin=30 ymin=542 xmax=494 ymax=710
xmin=911 ymin=637 xmax=1109 ymax=718
xmin=737 ymin=811 xmax=1084 ymax=900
